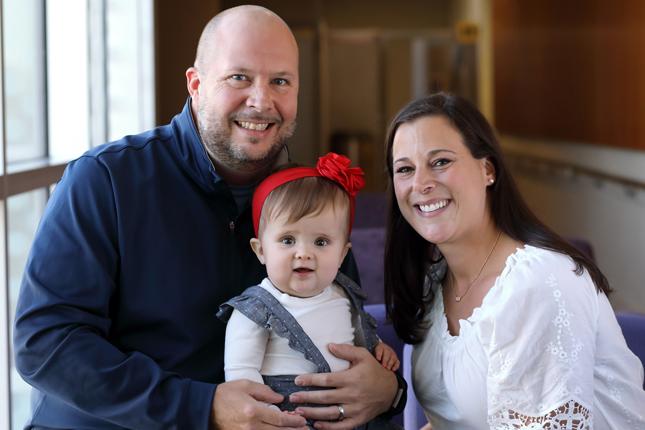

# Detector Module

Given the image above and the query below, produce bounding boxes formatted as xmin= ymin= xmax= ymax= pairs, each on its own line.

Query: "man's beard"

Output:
xmin=197 ymin=106 xmax=296 ymax=171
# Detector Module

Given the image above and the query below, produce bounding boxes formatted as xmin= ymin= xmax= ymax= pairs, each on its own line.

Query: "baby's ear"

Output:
xmin=250 ymin=238 xmax=266 ymax=264
xmin=340 ymin=241 xmax=351 ymax=267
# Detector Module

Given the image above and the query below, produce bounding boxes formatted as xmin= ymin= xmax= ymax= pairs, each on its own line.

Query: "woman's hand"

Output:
xmin=290 ymin=343 xmax=398 ymax=429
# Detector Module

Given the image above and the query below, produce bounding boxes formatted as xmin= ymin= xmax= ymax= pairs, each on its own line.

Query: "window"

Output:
xmin=7 ymin=189 xmax=47 ymax=428
xmin=4 ymin=0 xmax=47 ymax=165
xmin=0 ymin=1 xmax=154 ymax=428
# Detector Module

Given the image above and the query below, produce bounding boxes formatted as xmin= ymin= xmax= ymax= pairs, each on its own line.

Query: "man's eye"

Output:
xmin=227 ymin=75 xmax=251 ymax=86
xmin=280 ymin=236 xmax=295 ymax=245
xmin=273 ymin=78 xmax=289 ymax=86
xmin=314 ymin=238 xmax=329 ymax=247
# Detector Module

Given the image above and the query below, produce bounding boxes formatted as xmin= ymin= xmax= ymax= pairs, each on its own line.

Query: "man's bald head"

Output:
xmin=185 ymin=5 xmax=299 ymax=184
xmin=194 ymin=5 xmax=297 ymax=73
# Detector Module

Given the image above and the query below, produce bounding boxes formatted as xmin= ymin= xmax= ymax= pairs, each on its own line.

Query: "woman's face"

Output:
xmin=391 ymin=115 xmax=494 ymax=245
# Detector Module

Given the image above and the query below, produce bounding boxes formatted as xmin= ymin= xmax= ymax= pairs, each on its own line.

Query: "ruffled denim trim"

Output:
xmin=218 ymin=286 xmax=332 ymax=373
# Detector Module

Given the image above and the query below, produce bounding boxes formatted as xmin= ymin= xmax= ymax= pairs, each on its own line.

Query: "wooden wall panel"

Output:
xmin=493 ymin=0 xmax=645 ymax=150
xmin=155 ymin=1 xmax=221 ymax=125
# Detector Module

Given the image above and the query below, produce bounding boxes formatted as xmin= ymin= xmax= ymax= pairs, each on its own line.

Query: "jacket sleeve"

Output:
xmin=13 ymin=156 xmax=215 ymax=429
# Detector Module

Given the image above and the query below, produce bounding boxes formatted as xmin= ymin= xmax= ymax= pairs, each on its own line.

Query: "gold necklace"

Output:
xmin=451 ymin=230 xmax=502 ymax=303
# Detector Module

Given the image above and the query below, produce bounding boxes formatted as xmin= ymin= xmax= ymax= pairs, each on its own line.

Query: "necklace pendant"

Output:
xmin=455 ymin=295 xmax=462 ymax=302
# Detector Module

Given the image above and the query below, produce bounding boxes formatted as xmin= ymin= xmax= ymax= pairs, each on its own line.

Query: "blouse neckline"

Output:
xmin=431 ymin=244 xmax=534 ymax=342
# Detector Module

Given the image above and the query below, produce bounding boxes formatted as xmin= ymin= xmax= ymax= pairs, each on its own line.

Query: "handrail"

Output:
xmin=504 ymin=151 xmax=645 ymax=193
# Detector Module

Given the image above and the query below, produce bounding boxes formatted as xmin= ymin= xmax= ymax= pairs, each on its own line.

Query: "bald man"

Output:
xmin=14 ymin=5 xmax=403 ymax=430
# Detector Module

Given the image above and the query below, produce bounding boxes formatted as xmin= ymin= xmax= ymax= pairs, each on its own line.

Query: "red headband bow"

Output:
xmin=252 ymin=152 xmax=365 ymax=236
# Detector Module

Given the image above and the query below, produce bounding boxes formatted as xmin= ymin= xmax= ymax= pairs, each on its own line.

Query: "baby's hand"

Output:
xmin=374 ymin=341 xmax=400 ymax=371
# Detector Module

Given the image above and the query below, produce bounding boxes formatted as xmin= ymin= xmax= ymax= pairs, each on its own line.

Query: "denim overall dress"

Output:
xmin=217 ymin=272 xmax=400 ymax=429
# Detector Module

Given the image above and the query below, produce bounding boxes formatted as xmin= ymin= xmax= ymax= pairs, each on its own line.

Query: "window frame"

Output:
xmin=0 ymin=0 xmax=155 ymax=427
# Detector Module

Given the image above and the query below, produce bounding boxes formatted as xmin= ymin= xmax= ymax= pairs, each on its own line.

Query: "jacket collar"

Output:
xmin=169 ymin=98 xmax=224 ymax=194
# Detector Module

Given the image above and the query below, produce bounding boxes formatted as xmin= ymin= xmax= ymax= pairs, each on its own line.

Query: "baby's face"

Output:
xmin=251 ymin=205 xmax=350 ymax=297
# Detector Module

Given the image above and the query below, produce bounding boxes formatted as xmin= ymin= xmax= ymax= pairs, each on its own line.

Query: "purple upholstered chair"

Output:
xmin=364 ymin=303 xmax=404 ymax=426
xmin=350 ymin=227 xmax=386 ymax=304
xmin=403 ymin=344 xmax=428 ymax=429
xmin=354 ymin=192 xmax=387 ymax=229
xmin=365 ymin=303 xmax=428 ymax=429
xmin=616 ymin=312 xmax=645 ymax=389
xmin=567 ymin=237 xmax=595 ymax=261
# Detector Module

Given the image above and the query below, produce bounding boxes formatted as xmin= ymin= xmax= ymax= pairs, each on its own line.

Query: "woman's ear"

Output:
xmin=250 ymin=238 xmax=266 ymax=264
xmin=483 ymin=158 xmax=496 ymax=185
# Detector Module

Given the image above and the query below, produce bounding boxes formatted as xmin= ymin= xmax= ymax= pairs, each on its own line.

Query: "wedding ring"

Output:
xmin=336 ymin=404 xmax=345 ymax=421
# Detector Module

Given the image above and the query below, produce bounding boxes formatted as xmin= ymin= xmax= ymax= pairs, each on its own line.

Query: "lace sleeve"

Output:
xmin=489 ymin=399 xmax=592 ymax=429
xmin=483 ymin=252 xmax=598 ymax=430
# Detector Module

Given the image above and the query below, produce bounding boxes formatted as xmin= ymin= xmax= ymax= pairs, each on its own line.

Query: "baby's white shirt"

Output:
xmin=224 ymin=278 xmax=355 ymax=383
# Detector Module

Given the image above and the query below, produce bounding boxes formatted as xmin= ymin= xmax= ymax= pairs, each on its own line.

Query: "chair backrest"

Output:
xmin=354 ymin=192 xmax=387 ymax=229
xmin=364 ymin=303 xmax=404 ymax=427
xmin=402 ymin=344 xmax=428 ymax=429
xmin=616 ymin=311 xmax=645 ymax=389
xmin=351 ymin=192 xmax=387 ymax=304
xmin=365 ymin=303 xmax=428 ymax=429
xmin=350 ymin=227 xmax=386 ymax=304
xmin=566 ymin=237 xmax=595 ymax=261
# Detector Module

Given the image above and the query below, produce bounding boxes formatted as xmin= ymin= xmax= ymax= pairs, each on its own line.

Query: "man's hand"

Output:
xmin=290 ymin=344 xmax=398 ymax=430
xmin=212 ymin=380 xmax=308 ymax=430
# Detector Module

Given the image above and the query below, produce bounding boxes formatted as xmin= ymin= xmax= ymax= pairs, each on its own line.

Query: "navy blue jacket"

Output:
xmin=13 ymin=99 xmax=359 ymax=429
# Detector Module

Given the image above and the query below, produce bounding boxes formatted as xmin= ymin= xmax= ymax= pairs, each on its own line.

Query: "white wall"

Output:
xmin=502 ymin=136 xmax=645 ymax=314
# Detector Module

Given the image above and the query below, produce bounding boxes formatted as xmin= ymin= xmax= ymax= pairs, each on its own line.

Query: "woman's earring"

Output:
xmin=488 ymin=178 xmax=495 ymax=184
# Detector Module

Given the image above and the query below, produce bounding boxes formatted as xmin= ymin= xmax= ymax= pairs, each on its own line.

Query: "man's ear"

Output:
xmin=250 ymin=238 xmax=265 ymax=264
xmin=186 ymin=67 xmax=201 ymax=103
xmin=339 ymin=242 xmax=351 ymax=268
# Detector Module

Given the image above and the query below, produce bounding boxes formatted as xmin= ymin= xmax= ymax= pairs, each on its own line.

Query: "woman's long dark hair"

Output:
xmin=384 ymin=93 xmax=610 ymax=344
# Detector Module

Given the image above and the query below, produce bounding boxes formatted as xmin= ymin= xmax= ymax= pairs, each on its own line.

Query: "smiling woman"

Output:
xmin=383 ymin=92 xmax=645 ymax=429
xmin=391 ymin=114 xmax=494 ymax=246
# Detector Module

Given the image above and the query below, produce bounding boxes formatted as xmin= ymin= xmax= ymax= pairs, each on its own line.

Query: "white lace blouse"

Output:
xmin=412 ymin=245 xmax=645 ymax=429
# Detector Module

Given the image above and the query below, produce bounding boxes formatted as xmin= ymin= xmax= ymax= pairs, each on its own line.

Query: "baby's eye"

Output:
xmin=280 ymin=236 xmax=295 ymax=245
xmin=314 ymin=238 xmax=329 ymax=247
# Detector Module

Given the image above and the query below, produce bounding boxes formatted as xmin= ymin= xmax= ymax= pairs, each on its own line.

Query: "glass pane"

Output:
xmin=47 ymin=0 xmax=90 ymax=161
xmin=8 ymin=189 xmax=48 ymax=430
xmin=2 ymin=0 xmax=47 ymax=163
xmin=0 ymin=202 xmax=9 ymax=430
xmin=106 ymin=0 xmax=155 ymax=141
